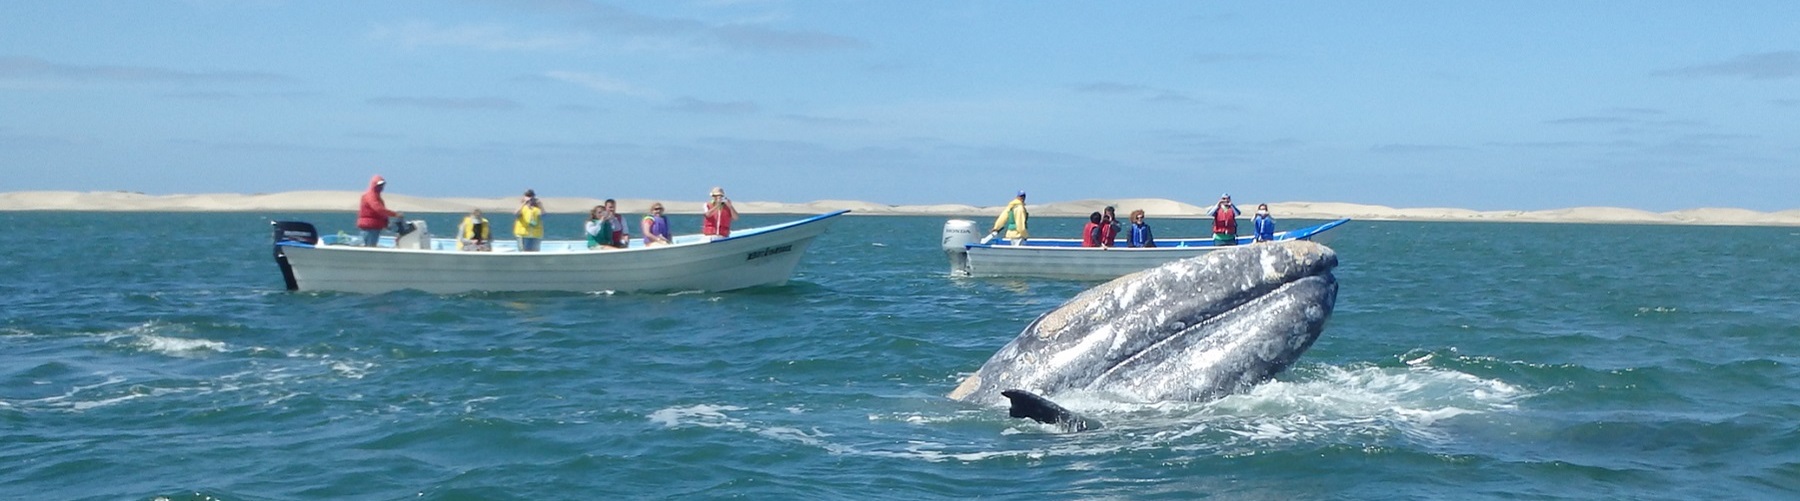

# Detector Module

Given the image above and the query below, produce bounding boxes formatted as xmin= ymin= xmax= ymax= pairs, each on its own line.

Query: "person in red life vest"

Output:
xmin=1098 ymin=205 xmax=1121 ymax=248
xmin=356 ymin=175 xmax=402 ymax=247
xmin=702 ymin=186 xmax=738 ymax=240
xmin=1081 ymin=211 xmax=1103 ymax=247
xmin=1208 ymin=193 xmax=1241 ymax=246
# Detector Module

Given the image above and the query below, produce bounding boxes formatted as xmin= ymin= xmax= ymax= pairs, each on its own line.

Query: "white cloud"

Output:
xmin=369 ymin=21 xmax=591 ymax=51
xmin=544 ymin=71 xmax=660 ymax=98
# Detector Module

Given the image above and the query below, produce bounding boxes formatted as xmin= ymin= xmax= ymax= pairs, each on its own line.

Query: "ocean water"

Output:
xmin=3 ymin=211 xmax=1798 ymax=500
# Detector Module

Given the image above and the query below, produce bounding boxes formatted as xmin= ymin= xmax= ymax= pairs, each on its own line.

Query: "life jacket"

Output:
xmin=514 ymin=203 xmax=543 ymax=238
xmin=703 ymin=202 xmax=733 ymax=237
xmin=643 ymin=215 xmax=671 ymax=244
xmin=1212 ymin=205 xmax=1238 ymax=234
xmin=993 ymin=200 xmax=1029 ymax=239
xmin=1098 ymin=220 xmax=1119 ymax=246
xmin=1082 ymin=222 xmax=1101 ymax=247
xmin=460 ymin=216 xmax=490 ymax=250
xmin=1130 ymin=222 xmax=1155 ymax=248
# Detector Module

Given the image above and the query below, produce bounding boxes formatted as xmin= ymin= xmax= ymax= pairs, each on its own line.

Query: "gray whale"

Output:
xmin=949 ymin=240 xmax=1339 ymax=430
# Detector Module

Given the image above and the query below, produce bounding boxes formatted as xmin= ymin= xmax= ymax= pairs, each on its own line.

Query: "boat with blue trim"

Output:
xmin=271 ymin=210 xmax=849 ymax=294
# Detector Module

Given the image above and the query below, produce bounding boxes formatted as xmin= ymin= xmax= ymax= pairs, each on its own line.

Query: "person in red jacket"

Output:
xmin=356 ymin=175 xmax=402 ymax=247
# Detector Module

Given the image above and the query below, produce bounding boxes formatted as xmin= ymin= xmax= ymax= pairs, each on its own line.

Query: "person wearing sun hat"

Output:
xmin=989 ymin=190 xmax=1031 ymax=244
xmin=702 ymin=186 xmax=738 ymax=240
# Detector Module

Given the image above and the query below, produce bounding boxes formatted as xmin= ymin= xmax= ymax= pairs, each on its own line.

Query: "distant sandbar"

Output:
xmin=3 ymin=191 xmax=1797 ymax=227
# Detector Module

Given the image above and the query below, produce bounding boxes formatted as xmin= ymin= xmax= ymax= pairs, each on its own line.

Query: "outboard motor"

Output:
xmin=394 ymin=220 xmax=431 ymax=249
xmin=271 ymin=221 xmax=319 ymax=291
xmin=942 ymin=219 xmax=980 ymax=276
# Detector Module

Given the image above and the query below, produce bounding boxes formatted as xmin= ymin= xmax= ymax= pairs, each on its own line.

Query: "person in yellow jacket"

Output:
xmin=990 ymin=190 xmax=1030 ymax=243
xmin=458 ymin=208 xmax=492 ymax=251
xmin=513 ymin=189 xmax=544 ymax=252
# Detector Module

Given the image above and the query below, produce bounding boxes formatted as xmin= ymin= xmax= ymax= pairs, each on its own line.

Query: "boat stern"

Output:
xmin=942 ymin=219 xmax=980 ymax=276
xmin=271 ymin=221 xmax=319 ymax=290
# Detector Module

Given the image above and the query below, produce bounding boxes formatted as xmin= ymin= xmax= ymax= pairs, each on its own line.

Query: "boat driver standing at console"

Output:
xmin=356 ymin=175 xmax=402 ymax=247
xmin=990 ymin=190 xmax=1030 ymax=244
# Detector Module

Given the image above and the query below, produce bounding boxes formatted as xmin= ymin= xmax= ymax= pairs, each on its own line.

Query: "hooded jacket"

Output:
xmin=356 ymin=175 xmax=398 ymax=230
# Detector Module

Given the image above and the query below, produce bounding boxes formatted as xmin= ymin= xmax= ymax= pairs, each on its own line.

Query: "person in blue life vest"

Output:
xmin=1208 ymin=193 xmax=1241 ymax=246
xmin=1253 ymin=203 xmax=1276 ymax=243
xmin=1127 ymin=209 xmax=1156 ymax=248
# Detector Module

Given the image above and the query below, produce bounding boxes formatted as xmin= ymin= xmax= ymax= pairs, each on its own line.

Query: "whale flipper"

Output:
xmin=1001 ymin=389 xmax=1101 ymax=432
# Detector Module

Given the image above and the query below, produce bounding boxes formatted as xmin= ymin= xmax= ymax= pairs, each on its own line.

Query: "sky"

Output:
xmin=2 ymin=1 xmax=1797 ymax=212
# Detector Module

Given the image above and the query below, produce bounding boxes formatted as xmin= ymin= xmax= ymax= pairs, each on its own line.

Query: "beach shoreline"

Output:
xmin=3 ymin=190 xmax=1798 ymax=227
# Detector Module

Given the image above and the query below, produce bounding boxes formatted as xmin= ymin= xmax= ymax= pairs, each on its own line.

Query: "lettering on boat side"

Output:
xmin=746 ymin=244 xmax=794 ymax=261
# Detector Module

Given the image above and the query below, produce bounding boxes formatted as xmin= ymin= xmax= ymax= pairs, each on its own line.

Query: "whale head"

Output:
xmin=948 ymin=240 xmax=1339 ymax=408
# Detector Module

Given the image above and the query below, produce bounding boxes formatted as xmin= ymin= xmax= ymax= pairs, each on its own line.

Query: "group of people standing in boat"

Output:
xmin=989 ymin=190 xmax=1277 ymax=248
xmin=355 ymin=175 xmax=740 ymax=252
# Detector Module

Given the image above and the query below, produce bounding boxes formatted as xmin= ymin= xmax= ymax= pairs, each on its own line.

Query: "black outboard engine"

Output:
xmin=391 ymin=219 xmax=417 ymax=237
xmin=271 ymin=221 xmax=318 ymax=290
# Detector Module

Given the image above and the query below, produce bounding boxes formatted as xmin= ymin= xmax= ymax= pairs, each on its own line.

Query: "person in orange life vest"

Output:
xmin=356 ymin=175 xmax=402 ymax=247
xmin=1081 ymin=212 xmax=1104 ymax=247
xmin=1098 ymin=205 xmax=1121 ymax=248
xmin=702 ymin=187 xmax=738 ymax=240
xmin=1208 ymin=193 xmax=1241 ymax=246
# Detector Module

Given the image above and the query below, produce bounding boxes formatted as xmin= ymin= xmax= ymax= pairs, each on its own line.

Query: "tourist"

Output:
xmin=642 ymin=203 xmax=673 ymax=246
xmin=1208 ymin=193 xmax=1241 ymax=246
xmin=989 ymin=190 xmax=1030 ymax=244
xmin=355 ymin=175 xmax=402 ymax=247
xmin=1099 ymin=205 xmax=1121 ymax=248
xmin=514 ymin=189 xmax=544 ymax=252
xmin=458 ymin=208 xmax=491 ymax=251
xmin=586 ymin=200 xmax=627 ymax=249
xmin=702 ymin=187 xmax=738 ymax=240
xmin=1081 ymin=212 xmax=1103 ymax=247
xmin=1128 ymin=209 xmax=1156 ymax=248
xmin=1253 ymin=203 xmax=1276 ymax=243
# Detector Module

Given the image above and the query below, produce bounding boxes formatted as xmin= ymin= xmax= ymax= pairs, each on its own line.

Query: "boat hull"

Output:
xmin=947 ymin=218 xmax=1349 ymax=280
xmin=274 ymin=211 xmax=846 ymax=294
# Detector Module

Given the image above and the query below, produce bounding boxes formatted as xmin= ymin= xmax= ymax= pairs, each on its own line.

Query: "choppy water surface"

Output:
xmin=3 ymin=212 xmax=1798 ymax=500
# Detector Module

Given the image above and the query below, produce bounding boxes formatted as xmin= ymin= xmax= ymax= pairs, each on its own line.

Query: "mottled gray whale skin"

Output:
xmin=949 ymin=240 xmax=1338 ymax=411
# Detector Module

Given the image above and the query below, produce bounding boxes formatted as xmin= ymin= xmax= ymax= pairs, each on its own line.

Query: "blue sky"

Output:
xmin=2 ymin=1 xmax=1796 ymax=211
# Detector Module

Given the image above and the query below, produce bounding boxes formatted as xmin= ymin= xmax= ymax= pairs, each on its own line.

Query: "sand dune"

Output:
xmin=2 ymin=190 xmax=1796 ymax=227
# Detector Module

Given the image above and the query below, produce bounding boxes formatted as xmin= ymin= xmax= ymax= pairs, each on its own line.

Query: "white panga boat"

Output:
xmin=271 ymin=210 xmax=850 ymax=294
xmin=941 ymin=217 xmax=1349 ymax=280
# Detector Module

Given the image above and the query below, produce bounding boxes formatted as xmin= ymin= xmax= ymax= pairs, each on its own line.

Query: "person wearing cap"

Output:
xmin=1253 ymin=203 xmax=1276 ymax=243
xmin=702 ymin=187 xmax=738 ymax=240
xmin=355 ymin=175 xmax=403 ymax=247
xmin=989 ymin=190 xmax=1031 ymax=243
xmin=513 ymin=189 xmax=544 ymax=252
xmin=1207 ymin=193 xmax=1241 ymax=246
xmin=458 ymin=208 xmax=491 ymax=251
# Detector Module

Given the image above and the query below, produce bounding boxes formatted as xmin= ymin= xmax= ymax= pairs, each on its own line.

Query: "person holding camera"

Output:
xmin=702 ymin=187 xmax=738 ymax=240
xmin=513 ymin=189 xmax=544 ymax=252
